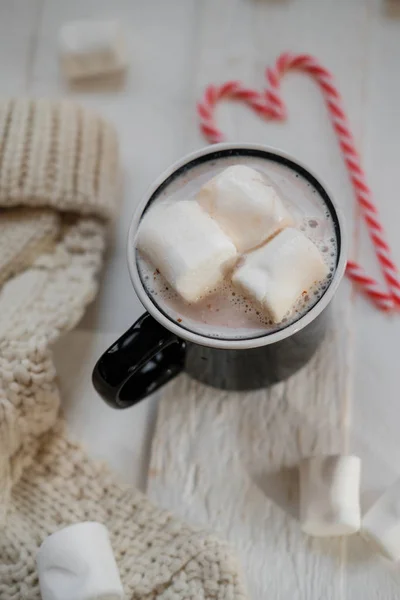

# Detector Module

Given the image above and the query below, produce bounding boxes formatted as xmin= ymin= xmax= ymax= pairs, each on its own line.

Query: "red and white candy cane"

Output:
xmin=197 ymin=52 xmax=400 ymax=312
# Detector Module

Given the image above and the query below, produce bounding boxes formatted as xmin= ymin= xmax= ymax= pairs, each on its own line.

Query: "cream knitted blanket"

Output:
xmin=0 ymin=100 xmax=247 ymax=600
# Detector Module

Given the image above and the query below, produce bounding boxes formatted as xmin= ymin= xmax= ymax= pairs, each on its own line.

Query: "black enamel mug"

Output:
xmin=93 ymin=144 xmax=346 ymax=409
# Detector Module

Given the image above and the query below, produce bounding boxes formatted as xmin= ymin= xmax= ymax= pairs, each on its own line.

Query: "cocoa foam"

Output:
xmin=136 ymin=156 xmax=337 ymax=340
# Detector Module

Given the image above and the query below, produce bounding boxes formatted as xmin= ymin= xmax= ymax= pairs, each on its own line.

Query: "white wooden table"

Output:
xmin=2 ymin=0 xmax=400 ymax=597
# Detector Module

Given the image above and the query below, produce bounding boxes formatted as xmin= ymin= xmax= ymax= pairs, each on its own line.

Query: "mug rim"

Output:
xmin=127 ymin=143 xmax=347 ymax=350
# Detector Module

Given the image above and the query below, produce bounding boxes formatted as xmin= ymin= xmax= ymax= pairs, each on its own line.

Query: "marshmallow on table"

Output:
xmin=137 ymin=200 xmax=237 ymax=303
xmin=299 ymin=455 xmax=361 ymax=537
xmin=362 ymin=478 xmax=400 ymax=560
xmin=59 ymin=20 xmax=127 ymax=81
xmin=196 ymin=165 xmax=294 ymax=252
xmin=37 ymin=522 xmax=124 ymax=600
xmin=232 ymin=227 xmax=329 ymax=323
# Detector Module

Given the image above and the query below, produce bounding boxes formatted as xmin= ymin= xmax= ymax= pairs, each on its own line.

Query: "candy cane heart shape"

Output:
xmin=197 ymin=81 xmax=278 ymax=143
xmin=197 ymin=52 xmax=400 ymax=312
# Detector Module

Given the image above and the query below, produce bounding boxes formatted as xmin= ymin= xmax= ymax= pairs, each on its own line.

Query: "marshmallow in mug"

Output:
xmin=137 ymin=200 xmax=237 ymax=303
xmin=37 ymin=522 xmax=124 ymax=600
xmin=232 ymin=228 xmax=329 ymax=323
xmin=362 ymin=478 xmax=400 ymax=561
xmin=299 ymin=455 xmax=361 ymax=537
xmin=197 ymin=165 xmax=294 ymax=252
xmin=59 ymin=19 xmax=127 ymax=80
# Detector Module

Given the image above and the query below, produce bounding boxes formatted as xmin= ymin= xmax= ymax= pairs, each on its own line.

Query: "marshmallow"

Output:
xmin=362 ymin=478 xmax=400 ymax=560
xmin=196 ymin=165 xmax=294 ymax=252
xmin=299 ymin=455 xmax=361 ymax=537
xmin=137 ymin=200 xmax=237 ymax=303
xmin=232 ymin=227 xmax=329 ymax=322
xmin=37 ymin=522 xmax=123 ymax=600
xmin=59 ymin=20 xmax=127 ymax=81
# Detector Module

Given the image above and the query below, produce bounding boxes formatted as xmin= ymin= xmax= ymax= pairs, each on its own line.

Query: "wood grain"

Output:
xmin=23 ymin=0 xmax=200 ymax=487
xmin=348 ymin=0 xmax=400 ymax=595
xmin=0 ymin=0 xmax=42 ymax=93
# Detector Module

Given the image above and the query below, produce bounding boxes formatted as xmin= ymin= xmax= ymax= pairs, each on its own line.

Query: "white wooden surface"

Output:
xmin=1 ymin=0 xmax=400 ymax=597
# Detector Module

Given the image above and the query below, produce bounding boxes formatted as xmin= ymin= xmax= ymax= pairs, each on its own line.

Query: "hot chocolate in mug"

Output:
xmin=92 ymin=144 xmax=347 ymax=408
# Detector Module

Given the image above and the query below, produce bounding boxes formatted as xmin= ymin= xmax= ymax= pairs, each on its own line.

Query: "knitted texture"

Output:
xmin=0 ymin=208 xmax=60 ymax=287
xmin=0 ymin=99 xmax=119 ymax=219
xmin=0 ymin=99 xmax=247 ymax=600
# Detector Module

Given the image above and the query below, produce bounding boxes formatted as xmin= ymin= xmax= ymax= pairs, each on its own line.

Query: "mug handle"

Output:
xmin=92 ymin=313 xmax=186 ymax=408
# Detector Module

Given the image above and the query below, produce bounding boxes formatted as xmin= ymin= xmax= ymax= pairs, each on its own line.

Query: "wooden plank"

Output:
xmin=28 ymin=0 xmax=197 ymax=489
xmin=149 ymin=336 xmax=347 ymax=599
xmin=0 ymin=0 xmax=41 ymax=93
xmin=183 ymin=0 xmax=259 ymax=148
xmin=147 ymin=1 xmax=371 ymax=598
xmin=348 ymin=0 xmax=400 ymax=595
